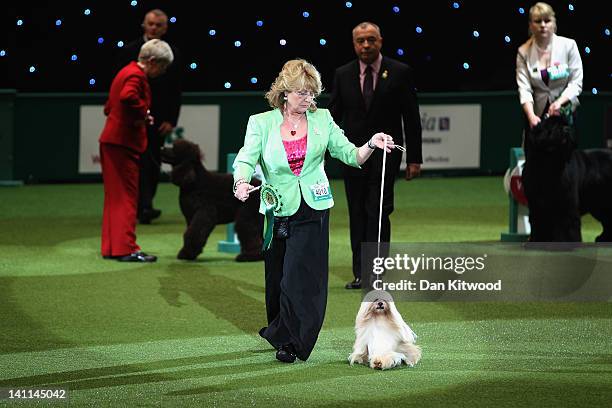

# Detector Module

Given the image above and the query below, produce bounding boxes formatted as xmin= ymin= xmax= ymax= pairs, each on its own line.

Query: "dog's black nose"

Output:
xmin=377 ymin=302 xmax=384 ymax=307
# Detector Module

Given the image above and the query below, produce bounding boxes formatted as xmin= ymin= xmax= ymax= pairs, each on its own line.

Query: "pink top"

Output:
xmin=282 ymin=134 xmax=307 ymax=176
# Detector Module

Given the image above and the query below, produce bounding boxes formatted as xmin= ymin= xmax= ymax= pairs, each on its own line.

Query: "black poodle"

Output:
xmin=161 ymin=139 xmax=264 ymax=261
xmin=522 ymin=115 xmax=612 ymax=242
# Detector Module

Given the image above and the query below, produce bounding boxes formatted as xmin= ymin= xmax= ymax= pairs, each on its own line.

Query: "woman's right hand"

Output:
xmin=234 ymin=182 xmax=254 ymax=202
xmin=528 ymin=114 xmax=541 ymax=128
xmin=370 ymin=132 xmax=396 ymax=153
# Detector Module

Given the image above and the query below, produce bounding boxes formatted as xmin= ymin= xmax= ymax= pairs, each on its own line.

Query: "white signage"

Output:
xmin=79 ymin=105 xmax=105 ymax=173
xmin=402 ymin=104 xmax=481 ymax=170
xmin=79 ymin=105 xmax=221 ymax=173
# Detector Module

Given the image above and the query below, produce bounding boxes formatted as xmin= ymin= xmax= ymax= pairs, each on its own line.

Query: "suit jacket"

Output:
xmin=99 ymin=61 xmax=151 ymax=153
xmin=233 ymin=108 xmax=360 ymax=216
xmin=516 ymin=34 xmax=583 ymax=117
xmin=116 ymin=37 xmax=182 ymax=126
xmin=328 ymin=56 xmax=422 ymax=174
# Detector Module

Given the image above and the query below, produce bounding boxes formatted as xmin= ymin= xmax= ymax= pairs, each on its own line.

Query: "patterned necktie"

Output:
xmin=363 ymin=65 xmax=374 ymax=109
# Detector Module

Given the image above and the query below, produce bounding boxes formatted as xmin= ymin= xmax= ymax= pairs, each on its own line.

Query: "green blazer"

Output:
xmin=233 ymin=108 xmax=360 ymax=216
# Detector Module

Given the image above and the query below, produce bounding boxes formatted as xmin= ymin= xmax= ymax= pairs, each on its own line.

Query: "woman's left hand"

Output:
xmin=371 ymin=132 xmax=396 ymax=153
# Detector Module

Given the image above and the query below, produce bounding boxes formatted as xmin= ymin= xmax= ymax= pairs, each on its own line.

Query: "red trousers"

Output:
xmin=100 ymin=143 xmax=141 ymax=257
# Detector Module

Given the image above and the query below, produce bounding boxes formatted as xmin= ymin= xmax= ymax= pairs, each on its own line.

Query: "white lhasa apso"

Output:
xmin=348 ymin=290 xmax=421 ymax=370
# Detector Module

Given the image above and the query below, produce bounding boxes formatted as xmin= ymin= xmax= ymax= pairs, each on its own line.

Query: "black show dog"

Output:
xmin=522 ymin=115 xmax=612 ymax=242
xmin=161 ymin=139 xmax=264 ymax=261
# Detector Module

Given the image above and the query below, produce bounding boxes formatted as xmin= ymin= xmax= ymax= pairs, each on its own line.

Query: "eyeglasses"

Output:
xmin=294 ymin=90 xmax=315 ymax=98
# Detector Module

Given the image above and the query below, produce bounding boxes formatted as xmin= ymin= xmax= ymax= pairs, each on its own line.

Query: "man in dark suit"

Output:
xmin=328 ymin=22 xmax=422 ymax=289
xmin=116 ymin=9 xmax=182 ymax=224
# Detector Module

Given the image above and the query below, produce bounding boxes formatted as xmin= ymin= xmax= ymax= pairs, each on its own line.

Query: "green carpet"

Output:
xmin=0 ymin=178 xmax=610 ymax=407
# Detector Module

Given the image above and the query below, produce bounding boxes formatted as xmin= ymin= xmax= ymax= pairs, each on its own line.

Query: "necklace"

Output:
xmin=286 ymin=113 xmax=305 ymax=136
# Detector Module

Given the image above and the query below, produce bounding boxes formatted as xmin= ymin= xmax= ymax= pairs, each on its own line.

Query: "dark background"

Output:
xmin=4 ymin=1 xmax=610 ymax=94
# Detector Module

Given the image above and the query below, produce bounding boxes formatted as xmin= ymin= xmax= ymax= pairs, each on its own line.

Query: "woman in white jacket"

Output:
xmin=516 ymin=2 xmax=583 ymax=129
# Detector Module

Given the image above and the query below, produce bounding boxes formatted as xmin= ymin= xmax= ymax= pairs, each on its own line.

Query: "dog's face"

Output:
xmin=161 ymin=139 xmax=202 ymax=166
xmin=357 ymin=290 xmax=397 ymax=322
xmin=369 ymin=298 xmax=391 ymax=315
xmin=527 ymin=115 xmax=575 ymax=155
xmin=161 ymin=139 xmax=204 ymax=187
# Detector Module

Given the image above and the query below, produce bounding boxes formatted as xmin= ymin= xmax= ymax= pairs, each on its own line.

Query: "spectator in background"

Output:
xmin=328 ymin=22 xmax=423 ymax=289
xmin=116 ymin=8 xmax=183 ymax=224
xmin=100 ymin=39 xmax=174 ymax=262
xmin=516 ymin=2 xmax=583 ymax=130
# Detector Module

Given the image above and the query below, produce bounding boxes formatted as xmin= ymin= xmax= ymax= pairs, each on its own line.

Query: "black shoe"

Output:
xmin=139 ymin=208 xmax=161 ymax=224
xmin=276 ymin=345 xmax=296 ymax=363
xmin=235 ymin=252 xmax=264 ymax=262
xmin=103 ymin=255 xmax=119 ymax=260
xmin=345 ymin=278 xmax=362 ymax=289
xmin=117 ymin=252 xmax=157 ymax=262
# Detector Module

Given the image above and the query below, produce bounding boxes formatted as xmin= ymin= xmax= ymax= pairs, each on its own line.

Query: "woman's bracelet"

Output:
xmin=367 ymin=137 xmax=376 ymax=149
xmin=233 ymin=178 xmax=246 ymax=193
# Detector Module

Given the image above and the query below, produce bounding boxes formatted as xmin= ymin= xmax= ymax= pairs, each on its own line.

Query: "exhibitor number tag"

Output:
xmin=310 ymin=182 xmax=332 ymax=201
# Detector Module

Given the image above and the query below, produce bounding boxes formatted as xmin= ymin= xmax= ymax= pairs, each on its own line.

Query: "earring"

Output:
xmin=283 ymin=96 xmax=288 ymax=100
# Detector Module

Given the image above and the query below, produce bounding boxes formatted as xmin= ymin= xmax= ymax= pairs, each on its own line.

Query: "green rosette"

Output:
xmin=260 ymin=184 xmax=283 ymax=250
xmin=560 ymin=101 xmax=574 ymax=126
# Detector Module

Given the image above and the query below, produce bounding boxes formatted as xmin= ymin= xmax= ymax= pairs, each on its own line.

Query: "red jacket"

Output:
xmin=99 ymin=61 xmax=151 ymax=153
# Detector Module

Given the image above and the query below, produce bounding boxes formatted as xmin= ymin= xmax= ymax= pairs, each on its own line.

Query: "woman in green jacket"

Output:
xmin=233 ymin=59 xmax=398 ymax=363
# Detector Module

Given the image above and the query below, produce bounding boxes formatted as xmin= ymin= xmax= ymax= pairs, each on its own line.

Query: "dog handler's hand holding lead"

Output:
xmin=146 ymin=109 xmax=154 ymax=126
xmin=370 ymin=132 xmax=397 ymax=153
xmin=357 ymin=132 xmax=403 ymax=166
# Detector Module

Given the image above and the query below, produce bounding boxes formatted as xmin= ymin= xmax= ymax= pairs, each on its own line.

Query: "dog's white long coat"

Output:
xmin=349 ymin=300 xmax=421 ymax=369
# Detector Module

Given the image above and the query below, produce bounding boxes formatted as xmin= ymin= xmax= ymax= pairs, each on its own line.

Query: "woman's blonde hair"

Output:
xmin=265 ymin=59 xmax=323 ymax=112
xmin=528 ymin=2 xmax=557 ymax=35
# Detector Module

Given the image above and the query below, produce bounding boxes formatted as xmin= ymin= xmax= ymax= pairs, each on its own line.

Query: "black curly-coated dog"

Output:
xmin=522 ymin=115 xmax=612 ymax=242
xmin=161 ymin=139 xmax=264 ymax=261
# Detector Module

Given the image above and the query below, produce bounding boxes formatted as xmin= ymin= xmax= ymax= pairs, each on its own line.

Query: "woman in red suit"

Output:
xmin=99 ymin=39 xmax=174 ymax=262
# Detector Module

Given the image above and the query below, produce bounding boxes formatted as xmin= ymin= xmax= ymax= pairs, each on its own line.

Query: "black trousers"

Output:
xmin=260 ymin=198 xmax=329 ymax=361
xmin=138 ymin=125 xmax=162 ymax=215
xmin=344 ymin=152 xmax=399 ymax=279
